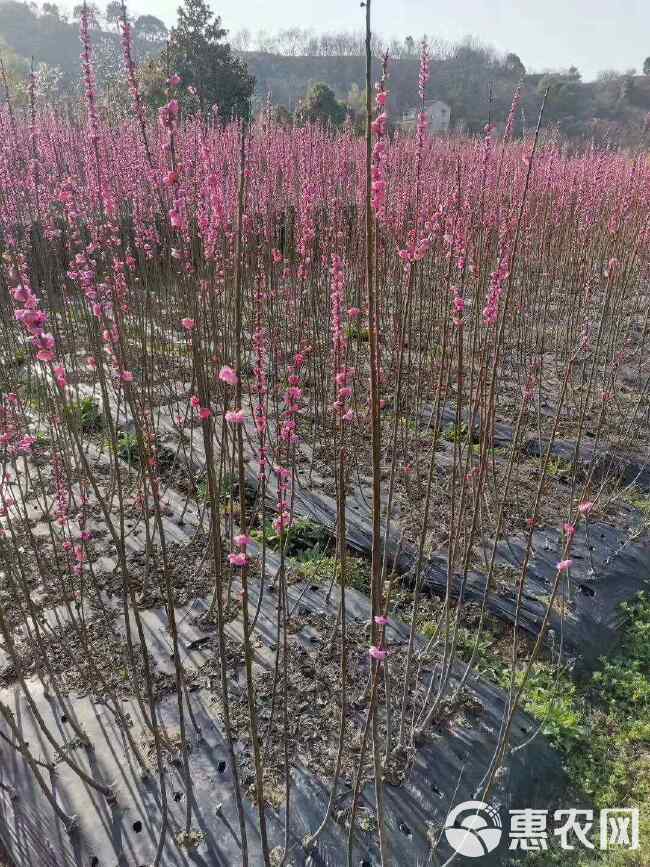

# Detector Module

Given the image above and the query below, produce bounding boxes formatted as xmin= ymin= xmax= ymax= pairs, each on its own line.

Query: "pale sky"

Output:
xmin=128 ymin=0 xmax=649 ymax=82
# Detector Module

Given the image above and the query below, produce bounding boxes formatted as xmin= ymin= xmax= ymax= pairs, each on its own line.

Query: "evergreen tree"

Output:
xmin=166 ymin=0 xmax=254 ymax=119
xmin=298 ymin=82 xmax=346 ymax=127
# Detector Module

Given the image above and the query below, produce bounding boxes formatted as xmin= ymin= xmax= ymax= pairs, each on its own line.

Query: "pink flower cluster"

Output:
xmin=219 ymin=366 xmax=238 ymax=386
xmin=398 ymin=229 xmax=431 ymax=265
xmin=190 ymin=394 xmax=212 ymax=420
xmin=280 ymin=351 xmax=306 ymax=445
xmin=252 ymin=309 xmax=270 ymax=486
xmin=9 ymin=256 xmax=66 ymax=387
xmin=329 ymin=255 xmax=355 ymax=423
xmin=450 ymin=286 xmax=465 ymax=327
xmin=371 ymin=77 xmax=389 ymax=220
xmin=79 ymin=6 xmax=100 ymax=147
xmin=418 ymin=39 xmax=431 ymax=101
xmin=273 ymin=466 xmax=293 ymax=535
xmin=228 ymin=533 xmax=252 ymax=568
xmin=482 ymin=241 xmax=511 ymax=327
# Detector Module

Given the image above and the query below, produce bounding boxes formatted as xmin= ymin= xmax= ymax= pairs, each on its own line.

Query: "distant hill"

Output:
xmin=1 ymin=0 xmax=649 ymax=144
xmin=242 ymin=49 xmax=650 ymax=143
xmin=0 ymin=0 xmax=162 ymax=92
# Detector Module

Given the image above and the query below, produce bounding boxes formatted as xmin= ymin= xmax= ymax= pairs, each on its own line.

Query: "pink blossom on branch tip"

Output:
xmin=219 ymin=366 xmax=238 ymax=386
xmin=369 ymin=646 xmax=389 ymax=661
xmin=17 ymin=435 xmax=37 ymax=454
xmin=556 ymin=559 xmax=573 ymax=572
xmin=273 ymin=513 xmax=291 ymax=533
xmin=225 ymin=409 xmax=245 ymax=424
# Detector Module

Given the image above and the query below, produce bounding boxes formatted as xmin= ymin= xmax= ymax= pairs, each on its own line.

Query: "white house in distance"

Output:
xmin=400 ymin=99 xmax=451 ymax=133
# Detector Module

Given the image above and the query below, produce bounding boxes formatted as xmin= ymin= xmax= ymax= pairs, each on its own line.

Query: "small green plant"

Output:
xmin=297 ymin=554 xmax=369 ymax=592
xmin=68 ymin=396 xmax=102 ymax=433
xmin=115 ymin=431 xmax=140 ymax=464
xmin=440 ymin=625 xmax=506 ymax=681
xmin=503 ymin=662 xmax=585 ymax=751
xmin=624 ymin=488 xmax=650 ymax=519
xmin=443 ymin=421 xmax=479 ymax=445
xmin=435 ymin=595 xmax=650 ymax=867
xmin=443 ymin=421 xmax=468 ymax=443
xmin=346 ymin=324 xmax=369 ymax=342
xmin=195 ymin=475 xmax=234 ymax=503
xmin=518 ymin=593 xmax=650 ymax=866
xmin=399 ymin=415 xmax=418 ymax=432
xmin=12 ymin=348 xmax=26 ymax=367
xmin=546 ymin=455 xmax=573 ymax=478
xmin=252 ymin=517 xmax=331 ymax=559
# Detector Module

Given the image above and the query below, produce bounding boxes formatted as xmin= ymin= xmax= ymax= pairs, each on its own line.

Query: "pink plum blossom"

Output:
xmin=219 ymin=366 xmax=238 ymax=386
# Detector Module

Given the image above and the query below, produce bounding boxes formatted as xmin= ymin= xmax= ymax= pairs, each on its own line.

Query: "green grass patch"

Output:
xmin=115 ymin=431 xmax=140 ymax=464
xmin=546 ymin=455 xmax=573 ymax=478
xmin=66 ymin=396 xmax=103 ymax=433
xmin=492 ymin=592 xmax=650 ymax=866
xmin=624 ymin=488 xmax=650 ymax=519
xmin=296 ymin=553 xmax=369 ymax=593
xmin=346 ymin=324 xmax=369 ymax=342
xmin=251 ymin=517 xmax=331 ymax=560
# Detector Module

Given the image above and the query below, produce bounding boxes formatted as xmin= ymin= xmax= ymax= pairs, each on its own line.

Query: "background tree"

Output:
xmin=72 ymin=3 xmax=99 ymax=26
xmin=297 ymin=81 xmax=346 ymax=126
xmin=597 ymin=69 xmax=622 ymax=82
xmin=274 ymin=104 xmax=292 ymax=126
xmin=0 ymin=39 xmax=29 ymax=104
xmin=504 ymin=51 xmax=526 ymax=77
xmin=104 ymin=1 xmax=122 ymax=32
xmin=643 ymin=57 xmax=650 ymax=76
xmin=133 ymin=14 xmax=168 ymax=44
xmin=137 ymin=53 xmax=168 ymax=109
xmin=166 ymin=0 xmax=254 ymax=119
xmin=231 ymin=28 xmax=251 ymax=52
xmin=41 ymin=3 xmax=62 ymax=19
